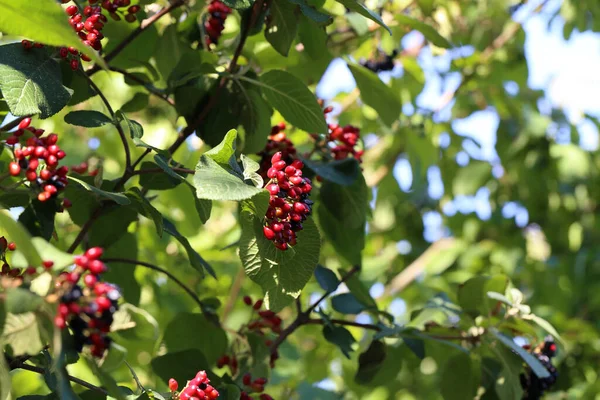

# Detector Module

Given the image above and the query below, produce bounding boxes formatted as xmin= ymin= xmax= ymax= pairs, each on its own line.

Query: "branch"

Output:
xmin=269 ymin=266 xmax=361 ymax=354
xmin=109 ymin=67 xmax=175 ymax=106
xmin=131 ymin=167 xmax=195 ymax=175
xmin=87 ymin=0 xmax=186 ymax=76
xmin=11 ymin=362 xmax=108 ymax=395
xmin=83 ymin=74 xmax=131 ymax=170
xmin=101 ymin=257 xmax=207 ymax=313
xmin=67 ymin=205 xmax=106 ymax=253
xmin=307 ymin=318 xmax=381 ymax=331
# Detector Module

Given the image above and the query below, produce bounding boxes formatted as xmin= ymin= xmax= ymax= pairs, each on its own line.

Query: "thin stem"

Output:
xmin=221 ymin=269 xmax=246 ymax=323
xmin=109 ymin=67 xmax=175 ymax=106
xmin=87 ymin=0 xmax=186 ymax=76
xmin=131 ymin=167 xmax=194 ymax=176
xmin=83 ymin=74 xmax=132 ymax=170
xmin=305 ymin=265 xmax=360 ymax=315
xmin=12 ymin=362 xmax=108 ymax=395
xmin=306 ymin=318 xmax=381 ymax=331
xmin=67 ymin=205 xmax=106 ymax=253
xmin=101 ymin=257 xmax=207 ymax=312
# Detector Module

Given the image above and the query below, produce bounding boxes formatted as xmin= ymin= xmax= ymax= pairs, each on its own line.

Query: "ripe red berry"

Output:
xmin=253 ymin=299 xmax=263 ymax=310
xmin=6 ymin=136 xmax=18 ymax=145
xmin=54 ymin=315 xmax=66 ymax=329
xmin=242 ymin=373 xmax=252 ymax=386
xmin=85 ymin=247 xmax=104 ymax=260
xmin=18 ymin=117 xmax=31 ymax=130
xmin=66 ymin=5 xmax=78 ymax=15
xmin=42 ymin=260 xmax=54 ymax=269
xmin=263 ymin=226 xmax=275 ymax=240
xmin=84 ymin=273 xmax=98 ymax=288
xmin=8 ymin=162 xmax=21 ymax=176
xmin=168 ymin=378 xmax=178 ymax=391
xmin=88 ymin=259 xmax=107 ymax=274
xmin=7 ymin=242 xmax=16 ymax=251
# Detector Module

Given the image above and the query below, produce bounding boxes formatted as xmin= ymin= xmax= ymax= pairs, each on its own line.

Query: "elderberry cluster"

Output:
xmin=520 ymin=336 xmax=558 ymax=399
xmin=263 ymin=152 xmax=313 ymax=250
xmin=205 ymin=1 xmax=232 ymax=46
xmin=54 ymin=247 xmax=121 ymax=357
xmin=257 ymin=123 xmax=296 ymax=180
xmin=240 ymin=373 xmax=270 ymax=398
xmin=168 ymin=370 xmax=220 ymax=400
xmin=5 ymin=118 xmax=70 ymax=204
xmin=359 ymin=50 xmax=398 ymax=73
xmin=22 ymin=0 xmax=140 ymax=70
xmin=323 ymin=106 xmax=363 ymax=162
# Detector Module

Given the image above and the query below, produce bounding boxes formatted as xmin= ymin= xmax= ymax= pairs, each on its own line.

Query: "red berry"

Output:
xmin=88 ymin=259 xmax=106 ymax=274
xmin=253 ymin=299 xmax=263 ymax=310
xmin=84 ymin=273 xmax=97 ymax=288
xmin=66 ymin=5 xmax=78 ymax=15
xmin=168 ymin=378 xmax=178 ymax=392
xmin=42 ymin=260 xmax=54 ymax=269
xmin=95 ymin=296 xmax=111 ymax=311
xmin=85 ymin=247 xmax=104 ymax=260
xmin=54 ymin=315 xmax=66 ymax=329
xmin=8 ymin=162 xmax=21 ymax=176
xmin=7 ymin=242 xmax=16 ymax=251
xmin=6 ymin=136 xmax=18 ymax=145
xmin=18 ymin=117 xmax=31 ymax=130
xmin=263 ymin=226 xmax=275 ymax=240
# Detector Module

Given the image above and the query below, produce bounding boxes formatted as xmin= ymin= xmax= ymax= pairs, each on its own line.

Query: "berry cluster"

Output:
xmin=5 ymin=118 xmax=70 ymax=203
xmin=322 ymin=106 xmax=363 ymax=162
xmin=54 ymin=247 xmax=121 ymax=357
xmin=205 ymin=1 xmax=232 ymax=46
xmin=520 ymin=336 xmax=558 ymax=400
xmin=359 ymin=50 xmax=398 ymax=73
xmin=168 ymin=370 xmax=220 ymax=400
xmin=257 ymin=123 xmax=297 ymax=180
xmin=242 ymin=296 xmax=282 ymax=335
xmin=71 ymin=160 xmax=100 ymax=177
xmin=263 ymin=152 xmax=313 ymax=250
xmin=240 ymin=373 xmax=271 ymax=399
xmin=22 ymin=0 xmax=140 ymax=70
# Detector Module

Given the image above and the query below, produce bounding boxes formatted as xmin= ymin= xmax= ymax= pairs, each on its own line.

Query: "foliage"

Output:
xmin=0 ymin=0 xmax=596 ymax=399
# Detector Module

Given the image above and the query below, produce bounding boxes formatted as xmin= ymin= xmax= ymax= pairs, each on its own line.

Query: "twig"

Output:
xmin=87 ymin=0 xmax=186 ymax=76
xmin=269 ymin=266 xmax=361 ymax=354
xmin=12 ymin=362 xmax=108 ymax=395
xmin=131 ymin=167 xmax=195 ymax=175
xmin=101 ymin=257 xmax=207 ymax=312
xmin=109 ymin=67 xmax=175 ymax=106
xmin=67 ymin=206 xmax=106 ymax=253
xmin=221 ymin=269 xmax=246 ymax=322
xmin=83 ymin=74 xmax=132 ymax=170
xmin=307 ymin=318 xmax=381 ymax=331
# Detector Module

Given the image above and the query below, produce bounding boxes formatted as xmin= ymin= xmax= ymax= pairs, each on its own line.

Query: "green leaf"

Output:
xmin=0 ymin=348 xmax=11 ymax=400
xmin=529 ymin=315 xmax=563 ymax=344
xmin=343 ymin=271 xmax=377 ymax=308
xmin=2 ymin=312 xmax=44 ymax=355
xmin=334 ymin=0 xmax=391 ymax=35
xmin=490 ymin=328 xmax=551 ymax=379
xmin=288 ymin=0 xmax=332 ymax=24
xmin=103 ymin=234 xmax=141 ymax=305
xmin=151 ymin=350 xmax=210 ymax=386
xmin=347 ymin=63 xmax=401 ymax=126
xmin=395 ymin=15 xmax=452 ymax=48
xmin=440 ymin=352 xmax=477 ymax=400
xmin=302 ymin=158 xmax=360 ymax=186
xmin=239 ymin=213 xmax=321 ymax=312
xmin=240 ymin=154 xmax=264 ymax=188
xmin=221 ymin=0 xmax=253 ymax=9
xmin=0 ymin=210 xmax=42 ymax=267
xmin=331 ymin=293 xmax=366 ymax=314
xmin=314 ymin=265 xmax=340 ymax=292
xmin=67 ymin=176 xmax=131 ymax=205
xmin=265 ymin=0 xmax=300 ymax=57
xmin=239 ymin=87 xmax=273 ymax=154
xmin=18 ymin=199 xmax=58 ymax=240
xmin=0 ymin=1 xmax=104 ymax=65
xmin=163 ymin=313 xmax=227 ymax=365
xmin=85 ymin=358 xmax=126 ymax=400
xmin=240 ymin=71 xmax=327 ymax=133
xmin=458 ymin=275 xmax=508 ymax=317
xmin=355 ymin=341 xmax=387 ymax=385
xmin=317 ymin=175 xmax=368 ymax=265
xmin=298 ymin=17 xmax=329 ymax=60
xmin=323 ymin=325 xmax=355 ymax=358
xmin=163 ymin=218 xmax=215 ymax=278
xmin=121 ymin=92 xmax=149 ymax=113
xmin=5 ymin=288 xmax=43 ymax=314
xmin=452 ymin=161 xmax=492 ymax=195
xmin=64 ymin=111 xmax=113 ymax=128
xmin=111 ymin=303 xmax=159 ymax=342
xmin=491 ymin=346 xmax=524 ymax=400
xmin=194 ymin=156 xmax=264 ymax=201
xmin=139 ymin=162 xmax=182 ymax=190
xmin=126 ymin=187 xmax=164 ymax=237
xmin=205 ymin=129 xmax=238 ymax=166
xmin=0 ymin=44 xmax=72 ymax=118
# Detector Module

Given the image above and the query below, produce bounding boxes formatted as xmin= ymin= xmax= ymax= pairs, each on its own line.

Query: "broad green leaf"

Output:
xmin=489 ymin=328 xmax=550 ymax=378
xmin=491 ymin=345 xmax=524 ymax=400
xmin=331 ymin=293 xmax=366 ymax=314
xmin=395 ymin=15 xmax=452 ymax=48
xmin=111 ymin=304 xmax=159 ymax=342
xmin=126 ymin=187 xmax=164 ymax=237
xmin=103 ymin=234 xmax=141 ymax=305
xmin=5 ymin=288 xmax=43 ymax=314
xmin=240 ymin=71 xmax=327 ymax=133
xmin=151 ymin=350 xmax=210 ymax=385
xmin=0 ymin=0 xmax=104 ymax=65
xmin=239 ymin=212 xmax=321 ymax=311
xmin=314 ymin=265 xmax=340 ymax=292
xmin=298 ymin=17 xmax=329 ymax=60
xmin=334 ymin=0 xmax=391 ymax=35
xmin=317 ymin=175 xmax=368 ymax=265
xmin=221 ymin=0 xmax=253 ymax=9
xmin=64 ymin=111 xmax=113 ymax=128
xmin=0 ymin=44 xmax=72 ymax=118
xmin=194 ymin=156 xmax=264 ymax=201
xmin=348 ymin=63 xmax=401 ymax=126
xmin=323 ymin=325 xmax=355 ymax=358
xmin=452 ymin=161 xmax=492 ymax=195
xmin=163 ymin=313 xmax=227 ymax=365
xmin=0 ymin=210 xmax=42 ymax=267
xmin=17 ymin=199 xmax=57 ymax=240
xmin=529 ymin=315 xmax=563 ymax=344
xmin=67 ymin=176 xmax=131 ymax=205
xmin=458 ymin=275 xmax=508 ymax=317
xmin=441 ymin=352 xmax=477 ymax=400
xmin=344 ymin=271 xmax=377 ymax=308
xmin=239 ymin=88 xmax=273 ymax=154
xmin=288 ymin=0 xmax=332 ymax=24
xmin=163 ymin=218 xmax=215 ymax=278
xmin=2 ymin=312 xmax=44 ymax=355
xmin=354 ymin=341 xmax=386 ymax=385
xmin=302 ymin=158 xmax=360 ymax=186
xmin=265 ymin=0 xmax=299 ymax=57
xmin=205 ymin=129 xmax=238 ymax=166
xmin=121 ymin=92 xmax=149 ymax=113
